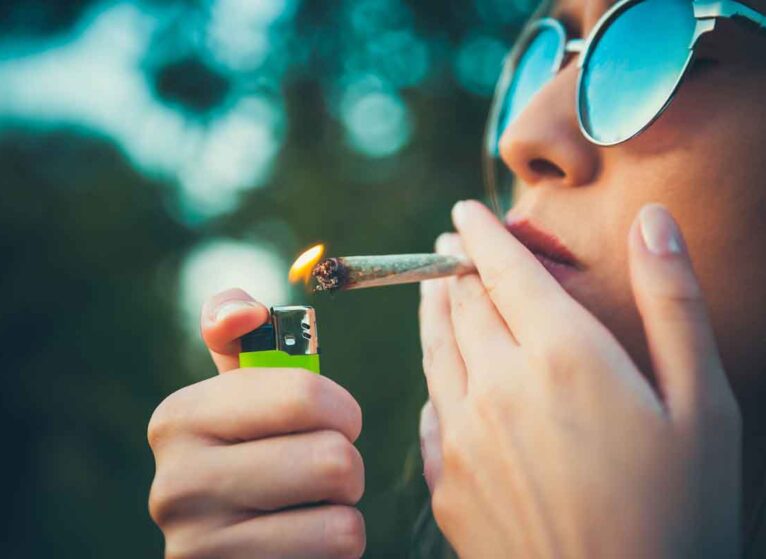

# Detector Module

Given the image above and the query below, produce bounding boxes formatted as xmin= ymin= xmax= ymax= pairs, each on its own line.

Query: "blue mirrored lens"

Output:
xmin=492 ymin=24 xmax=562 ymax=155
xmin=579 ymin=0 xmax=695 ymax=145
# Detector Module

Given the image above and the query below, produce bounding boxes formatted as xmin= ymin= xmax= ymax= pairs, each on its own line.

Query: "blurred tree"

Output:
xmin=0 ymin=130 xmax=193 ymax=557
xmin=0 ymin=0 xmax=537 ymax=556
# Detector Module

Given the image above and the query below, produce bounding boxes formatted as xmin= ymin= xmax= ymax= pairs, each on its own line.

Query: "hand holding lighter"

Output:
xmin=239 ymin=306 xmax=321 ymax=374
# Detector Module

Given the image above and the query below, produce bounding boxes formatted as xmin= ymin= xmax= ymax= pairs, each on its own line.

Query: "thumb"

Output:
xmin=628 ymin=204 xmax=736 ymax=422
xmin=200 ymin=288 xmax=270 ymax=373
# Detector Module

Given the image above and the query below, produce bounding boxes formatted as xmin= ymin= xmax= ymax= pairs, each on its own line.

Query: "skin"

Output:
xmin=418 ymin=0 xmax=766 ymax=555
xmin=419 ymin=203 xmax=740 ymax=557
xmin=148 ymin=289 xmax=367 ymax=559
xmin=148 ymin=0 xmax=766 ymax=556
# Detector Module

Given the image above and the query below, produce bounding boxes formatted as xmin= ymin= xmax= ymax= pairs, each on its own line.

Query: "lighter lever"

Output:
xmin=239 ymin=305 xmax=321 ymax=374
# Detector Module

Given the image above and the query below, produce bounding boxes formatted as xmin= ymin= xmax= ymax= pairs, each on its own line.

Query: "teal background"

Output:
xmin=0 ymin=1 xmax=538 ymax=556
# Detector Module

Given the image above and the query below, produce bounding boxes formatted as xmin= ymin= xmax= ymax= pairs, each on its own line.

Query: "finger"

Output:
xmin=628 ymin=204 xmax=737 ymax=421
xmin=201 ymin=288 xmax=270 ymax=373
xmin=438 ymin=234 xmax=518 ymax=382
xmin=154 ymin=368 xmax=363 ymax=444
xmin=195 ymin=430 xmax=364 ymax=512
xmin=451 ymin=200 xmax=579 ymax=347
xmin=179 ymin=505 xmax=365 ymax=559
xmin=419 ymin=400 xmax=442 ymax=495
xmin=419 ymin=260 xmax=467 ymax=415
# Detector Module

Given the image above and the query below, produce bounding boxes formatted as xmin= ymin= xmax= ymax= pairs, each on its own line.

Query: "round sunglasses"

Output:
xmin=484 ymin=0 xmax=766 ymax=161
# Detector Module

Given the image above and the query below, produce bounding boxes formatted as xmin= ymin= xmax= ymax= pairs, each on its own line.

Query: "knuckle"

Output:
xmin=334 ymin=387 xmax=362 ymax=442
xmin=646 ymin=274 xmax=707 ymax=324
xmin=326 ymin=507 xmax=366 ymax=558
xmin=529 ymin=342 xmax=573 ymax=385
xmin=148 ymin=388 xmax=194 ymax=450
xmin=348 ymin=397 xmax=363 ymax=441
xmin=315 ymin=432 xmax=364 ymax=501
xmin=280 ymin=371 xmax=323 ymax=418
xmin=483 ymin=266 xmax=512 ymax=299
xmin=149 ymin=459 xmax=206 ymax=527
xmin=281 ymin=371 xmax=362 ymax=441
xmin=164 ymin=534 xmax=208 ymax=559
xmin=527 ymin=328 xmax=589 ymax=388
xmin=148 ymin=483 xmax=169 ymax=527
xmin=653 ymin=294 xmax=708 ymax=325
xmin=470 ymin=387 xmax=506 ymax=427
xmin=452 ymin=277 xmax=485 ymax=310
xmin=543 ymin=352 xmax=577 ymax=387
xmin=149 ymin=474 xmax=179 ymax=527
xmin=440 ymin=428 xmax=466 ymax=474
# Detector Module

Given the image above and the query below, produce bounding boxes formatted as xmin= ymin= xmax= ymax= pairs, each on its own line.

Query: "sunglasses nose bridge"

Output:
xmin=565 ymin=38 xmax=585 ymax=54
xmin=564 ymin=38 xmax=586 ymax=69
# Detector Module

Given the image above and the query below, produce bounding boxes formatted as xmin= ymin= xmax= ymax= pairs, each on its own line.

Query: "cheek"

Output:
xmin=510 ymin=68 xmax=766 ymax=386
xmin=566 ymin=211 xmax=652 ymax=375
xmin=516 ymin=177 xmax=653 ymax=375
xmin=622 ymin=62 xmax=766 ymax=161
xmin=587 ymin=280 xmax=650 ymax=375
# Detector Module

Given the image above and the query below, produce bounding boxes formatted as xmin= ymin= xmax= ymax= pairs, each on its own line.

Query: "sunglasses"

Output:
xmin=484 ymin=0 xmax=766 ymax=160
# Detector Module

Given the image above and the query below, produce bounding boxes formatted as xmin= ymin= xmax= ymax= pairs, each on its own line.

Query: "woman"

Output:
xmin=147 ymin=0 xmax=766 ymax=556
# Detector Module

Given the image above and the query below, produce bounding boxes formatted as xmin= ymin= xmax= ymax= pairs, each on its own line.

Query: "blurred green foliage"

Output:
xmin=0 ymin=0 xmax=536 ymax=556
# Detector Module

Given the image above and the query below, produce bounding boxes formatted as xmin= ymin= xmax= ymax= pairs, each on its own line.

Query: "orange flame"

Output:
xmin=288 ymin=243 xmax=325 ymax=284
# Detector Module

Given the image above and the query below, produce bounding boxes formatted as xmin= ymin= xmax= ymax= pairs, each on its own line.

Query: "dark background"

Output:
xmin=0 ymin=0 xmax=536 ymax=556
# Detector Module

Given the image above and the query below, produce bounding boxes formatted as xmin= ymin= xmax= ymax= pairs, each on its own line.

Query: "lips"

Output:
xmin=505 ymin=217 xmax=582 ymax=271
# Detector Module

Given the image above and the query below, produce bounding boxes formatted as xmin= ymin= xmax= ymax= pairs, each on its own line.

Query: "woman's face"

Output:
xmin=499 ymin=0 xmax=766 ymax=417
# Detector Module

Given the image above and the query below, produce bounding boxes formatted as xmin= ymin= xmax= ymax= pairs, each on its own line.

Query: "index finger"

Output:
xmin=451 ymin=200 xmax=577 ymax=345
xmin=153 ymin=368 xmax=363 ymax=445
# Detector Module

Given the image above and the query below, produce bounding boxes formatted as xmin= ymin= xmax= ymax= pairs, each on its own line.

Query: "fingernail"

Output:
xmin=214 ymin=299 xmax=256 ymax=322
xmin=435 ymin=233 xmax=451 ymax=254
xmin=440 ymin=235 xmax=466 ymax=258
xmin=451 ymin=200 xmax=467 ymax=226
xmin=639 ymin=204 xmax=683 ymax=256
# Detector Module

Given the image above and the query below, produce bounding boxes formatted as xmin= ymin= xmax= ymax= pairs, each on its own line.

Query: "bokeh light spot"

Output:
xmin=179 ymin=239 xmax=289 ymax=337
xmin=372 ymin=31 xmax=430 ymax=88
xmin=341 ymin=89 xmax=411 ymax=158
xmin=206 ymin=0 xmax=295 ymax=72
xmin=454 ymin=34 xmax=508 ymax=96
xmin=179 ymin=96 xmax=285 ymax=217
xmin=349 ymin=0 xmax=412 ymax=37
xmin=474 ymin=0 xmax=538 ymax=25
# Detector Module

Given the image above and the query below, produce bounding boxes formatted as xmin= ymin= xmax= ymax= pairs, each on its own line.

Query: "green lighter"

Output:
xmin=238 ymin=305 xmax=321 ymax=374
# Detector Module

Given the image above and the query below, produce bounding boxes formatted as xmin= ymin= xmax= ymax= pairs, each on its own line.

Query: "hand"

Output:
xmin=148 ymin=289 xmax=366 ymax=559
xmin=418 ymin=201 xmax=741 ymax=558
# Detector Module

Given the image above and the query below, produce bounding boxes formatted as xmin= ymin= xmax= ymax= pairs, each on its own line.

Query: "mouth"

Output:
xmin=505 ymin=216 xmax=583 ymax=281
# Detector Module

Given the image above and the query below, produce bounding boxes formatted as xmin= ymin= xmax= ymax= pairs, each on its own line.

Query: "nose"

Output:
xmin=498 ymin=64 xmax=600 ymax=188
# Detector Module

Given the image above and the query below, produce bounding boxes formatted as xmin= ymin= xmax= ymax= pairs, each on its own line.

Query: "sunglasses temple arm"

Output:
xmin=694 ymin=1 xmax=766 ymax=33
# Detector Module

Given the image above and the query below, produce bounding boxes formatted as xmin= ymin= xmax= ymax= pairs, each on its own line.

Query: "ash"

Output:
xmin=312 ymin=258 xmax=345 ymax=292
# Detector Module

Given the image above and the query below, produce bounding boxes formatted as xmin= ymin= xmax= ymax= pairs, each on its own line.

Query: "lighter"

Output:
xmin=238 ymin=305 xmax=320 ymax=374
